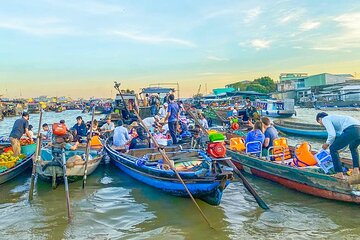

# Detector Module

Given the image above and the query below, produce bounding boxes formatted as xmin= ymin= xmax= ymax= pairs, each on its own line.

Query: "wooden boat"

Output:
xmin=36 ymin=147 xmax=103 ymax=186
xmin=203 ymin=107 xmax=230 ymax=125
xmin=274 ymin=120 xmax=328 ymax=139
xmin=27 ymin=103 xmax=41 ymax=114
xmin=226 ymin=143 xmax=360 ymax=204
xmin=104 ymin=142 xmax=233 ymax=205
xmin=0 ymin=145 xmax=33 ymax=185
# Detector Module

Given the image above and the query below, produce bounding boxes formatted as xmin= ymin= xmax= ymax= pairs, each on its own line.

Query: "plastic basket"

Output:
xmin=0 ymin=160 xmax=16 ymax=168
xmin=21 ymin=143 xmax=37 ymax=155
xmin=208 ymin=133 xmax=225 ymax=142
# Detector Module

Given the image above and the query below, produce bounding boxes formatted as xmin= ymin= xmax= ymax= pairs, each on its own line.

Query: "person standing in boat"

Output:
xmin=9 ymin=112 xmax=32 ymax=157
xmin=261 ymin=117 xmax=279 ymax=155
xmin=198 ymin=113 xmax=209 ymax=130
xmin=158 ymin=102 xmax=168 ymax=119
xmin=316 ymin=112 xmax=360 ymax=179
xmin=165 ymin=94 xmax=180 ymax=145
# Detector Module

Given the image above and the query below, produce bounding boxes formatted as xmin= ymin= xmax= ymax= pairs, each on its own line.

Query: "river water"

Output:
xmin=1 ymin=109 xmax=360 ymax=240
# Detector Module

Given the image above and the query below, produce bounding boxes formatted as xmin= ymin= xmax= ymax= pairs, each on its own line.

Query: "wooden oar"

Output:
xmin=61 ymin=147 xmax=72 ymax=221
xmin=132 ymin=108 xmax=213 ymax=228
xmin=186 ymin=109 xmax=270 ymax=210
xmin=29 ymin=110 xmax=44 ymax=201
xmin=82 ymin=108 xmax=95 ymax=189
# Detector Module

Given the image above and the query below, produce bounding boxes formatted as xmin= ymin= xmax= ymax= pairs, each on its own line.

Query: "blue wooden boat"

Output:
xmin=0 ymin=144 xmax=33 ymax=185
xmin=104 ymin=142 xmax=233 ymax=205
xmin=274 ymin=120 xmax=328 ymax=139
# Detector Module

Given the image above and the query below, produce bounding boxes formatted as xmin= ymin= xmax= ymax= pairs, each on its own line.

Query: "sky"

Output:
xmin=1 ymin=0 xmax=360 ymax=99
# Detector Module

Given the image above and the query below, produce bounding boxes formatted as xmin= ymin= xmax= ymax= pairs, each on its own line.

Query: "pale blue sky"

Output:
xmin=1 ymin=0 xmax=360 ymax=98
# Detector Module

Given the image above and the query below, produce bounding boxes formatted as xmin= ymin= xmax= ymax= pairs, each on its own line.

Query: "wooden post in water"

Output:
xmin=82 ymin=107 xmax=95 ymax=189
xmin=28 ymin=110 xmax=44 ymax=201
xmin=62 ymin=148 xmax=72 ymax=221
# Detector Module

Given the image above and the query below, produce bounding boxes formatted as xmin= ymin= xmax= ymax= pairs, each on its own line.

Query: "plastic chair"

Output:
xmin=245 ymin=141 xmax=262 ymax=157
xmin=314 ymin=150 xmax=334 ymax=174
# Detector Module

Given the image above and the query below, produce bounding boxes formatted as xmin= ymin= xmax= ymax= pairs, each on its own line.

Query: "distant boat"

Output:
xmin=256 ymin=99 xmax=296 ymax=118
xmin=274 ymin=120 xmax=327 ymax=138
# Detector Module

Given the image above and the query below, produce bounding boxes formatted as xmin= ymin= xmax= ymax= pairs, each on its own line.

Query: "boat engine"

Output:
xmin=207 ymin=142 xmax=226 ymax=158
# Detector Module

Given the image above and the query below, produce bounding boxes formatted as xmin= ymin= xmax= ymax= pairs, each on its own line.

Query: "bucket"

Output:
xmin=314 ymin=150 xmax=333 ymax=174
xmin=21 ymin=143 xmax=37 ymax=155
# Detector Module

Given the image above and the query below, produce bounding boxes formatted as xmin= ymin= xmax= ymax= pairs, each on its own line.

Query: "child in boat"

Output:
xmin=245 ymin=121 xmax=265 ymax=155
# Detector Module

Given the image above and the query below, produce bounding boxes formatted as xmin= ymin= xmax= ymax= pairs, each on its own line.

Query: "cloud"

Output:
xmin=300 ymin=21 xmax=321 ymax=31
xmin=278 ymin=9 xmax=304 ymax=24
xmin=0 ymin=17 xmax=75 ymax=36
xmin=109 ymin=31 xmax=196 ymax=47
xmin=249 ymin=39 xmax=271 ymax=50
xmin=207 ymin=56 xmax=229 ymax=62
xmin=244 ymin=7 xmax=262 ymax=23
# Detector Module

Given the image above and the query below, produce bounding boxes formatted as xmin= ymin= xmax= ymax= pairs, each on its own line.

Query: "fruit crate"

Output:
xmin=0 ymin=159 xmax=16 ymax=169
xmin=21 ymin=143 xmax=37 ymax=155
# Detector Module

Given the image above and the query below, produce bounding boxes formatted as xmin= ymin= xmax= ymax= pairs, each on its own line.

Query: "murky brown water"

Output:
xmin=1 ymin=109 xmax=360 ymax=239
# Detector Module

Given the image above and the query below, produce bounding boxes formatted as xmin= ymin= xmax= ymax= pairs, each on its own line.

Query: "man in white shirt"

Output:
xmin=316 ymin=112 xmax=360 ymax=179
xmin=198 ymin=113 xmax=209 ymax=130
xmin=158 ymin=103 xmax=168 ymax=119
xmin=142 ymin=115 xmax=160 ymax=128
xmin=113 ymin=120 xmax=130 ymax=147
xmin=101 ymin=117 xmax=115 ymax=137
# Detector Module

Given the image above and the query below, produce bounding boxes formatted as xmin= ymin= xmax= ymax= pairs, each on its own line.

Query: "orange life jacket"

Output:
xmin=53 ymin=123 xmax=67 ymax=136
xmin=291 ymin=142 xmax=317 ymax=167
xmin=272 ymin=138 xmax=292 ymax=161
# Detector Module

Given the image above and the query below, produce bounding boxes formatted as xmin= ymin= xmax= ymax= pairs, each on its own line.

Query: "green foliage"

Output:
xmin=227 ymin=76 xmax=276 ymax=93
xmin=253 ymin=76 xmax=276 ymax=92
xmin=246 ymin=84 xmax=268 ymax=93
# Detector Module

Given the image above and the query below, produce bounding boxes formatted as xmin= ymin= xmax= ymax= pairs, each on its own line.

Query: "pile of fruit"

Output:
xmin=0 ymin=151 xmax=26 ymax=170
xmin=20 ymin=138 xmax=35 ymax=146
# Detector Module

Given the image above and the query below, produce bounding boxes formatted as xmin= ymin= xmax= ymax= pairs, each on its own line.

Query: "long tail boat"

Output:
xmin=0 ymin=144 xmax=33 ymax=185
xmin=225 ymin=134 xmax=360 ymax=203
xmin=104 ymin=141 xmax=233 ymax=205
xmin=274 ymin=120 xmax=328 ymax=139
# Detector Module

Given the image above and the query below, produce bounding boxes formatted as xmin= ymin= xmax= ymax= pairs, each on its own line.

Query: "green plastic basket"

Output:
xmin=21 ymin=143 xmax=37 ymax=155
xmin=208 ymin=133 xmax=225 ymax=142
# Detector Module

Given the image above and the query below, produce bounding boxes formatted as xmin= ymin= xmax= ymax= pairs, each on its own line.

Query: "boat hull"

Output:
xmin=227 ymin=149 xmax=360 ymax=203
xmin=105 ymin=145 xmax=230 ymax=205
xmin=275 ymin=124 xmax=328 ymax=138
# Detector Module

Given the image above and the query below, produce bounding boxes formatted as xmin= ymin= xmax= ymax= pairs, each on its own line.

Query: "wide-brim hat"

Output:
xmin=130 ymin=121 xmax=139 ymax=127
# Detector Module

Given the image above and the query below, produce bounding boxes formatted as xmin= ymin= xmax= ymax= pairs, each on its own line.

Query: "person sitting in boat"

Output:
xmin=245 ymin=121 xmax=265 ymax=155
xmin=261 ymin=117 xmax=279 ymax=156
xmin=198 ymin=113 xmax=209 ymax=130
xmin=62 ymin=141 xmax=80 ymax=151
xmin=129 ymin=127 xmax=151 ymax=150
xmin=316 ymin=112 xmax=360 ymax=180
xmin=87 ymin=119 xmax=100 ymax=136
xmin=72 ymin=116 xmax=87 ymax=138
xmin=25 ymin=125 xmax=34 ymax=139
xmin=113 ymin=120 xmax=130 ymax=148
xmin=41 ymin=123 xmax=52 ymax=140
xmin=158 ymin=103 xmax=168 ymax=119
xmin=100 ymin=116 xmax=115 ymax=138
xmin=128 ymin=121 xmax=139 ymax=138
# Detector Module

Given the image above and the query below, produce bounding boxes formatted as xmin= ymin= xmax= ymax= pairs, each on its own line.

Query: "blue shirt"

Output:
xmin=264 ymin=126 xmax=279 ymax=149
xmin=72 ymin=122 xmax=87 ymax=136
xmin=246 ymin=129 xmax=265 ymax=153
xmin=9 ymin=117 xmax=29 ymax=139
xmin=113 ymin=126 xmax=130 ymax=147
xmin=167 ymin=102 xmax=180 ymax=123
xmin=322 ymin=115 xmax=360 ymax=145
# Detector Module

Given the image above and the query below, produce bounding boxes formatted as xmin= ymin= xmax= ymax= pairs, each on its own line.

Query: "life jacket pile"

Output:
xmin=272 ymin=138 xmax=292 ymax=161
xmin=290 ymin=142 xmax=317 ymax=167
